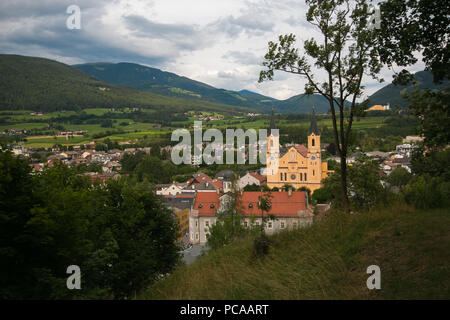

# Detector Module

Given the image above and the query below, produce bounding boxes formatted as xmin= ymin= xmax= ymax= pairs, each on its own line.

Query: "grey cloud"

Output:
xmin=123 ymin=14 xmax=204 ymax=51
xmin=224 ymin=51 xmax=262 ymax=65
xmin=0 ymin=11 xmax=169 ymax=66
xmin=210 ymin=14 xmax=274 ymax=37
xmin=0 ymin=0 xmax=109 ymax=20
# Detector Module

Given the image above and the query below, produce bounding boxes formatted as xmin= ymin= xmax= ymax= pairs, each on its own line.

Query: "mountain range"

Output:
xmin=0 ymin=54 xmax=447 ymax=113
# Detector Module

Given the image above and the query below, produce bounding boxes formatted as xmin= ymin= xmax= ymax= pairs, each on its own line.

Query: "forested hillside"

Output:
xmin=0 ymin=55 xmax=250 ymax=114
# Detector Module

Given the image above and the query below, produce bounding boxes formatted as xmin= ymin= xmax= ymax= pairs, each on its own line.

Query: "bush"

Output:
xmin=403 ymin=175 xmax=450 ymax=209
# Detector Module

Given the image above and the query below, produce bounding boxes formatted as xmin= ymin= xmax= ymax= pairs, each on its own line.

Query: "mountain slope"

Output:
xmin=142 ymin=205 xmax=449 ymax=299
xmin=368 ymin=71 xmax=450 ymax=108
xmin=277 ymin=94 xmax=347 ymax=114
xmin=0 ymin=55 xmax=251 ymax=113
xmin=74 ymin=62 xmax=275 ymax=112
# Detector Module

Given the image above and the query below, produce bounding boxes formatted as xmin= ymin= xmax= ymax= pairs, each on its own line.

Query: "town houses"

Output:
xmin=4 ymin=121 xmax=424 ymax=250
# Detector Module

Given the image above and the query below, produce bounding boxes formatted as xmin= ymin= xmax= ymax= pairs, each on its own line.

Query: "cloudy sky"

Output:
xmin=0 ymin=0 xmax=424 ymax=100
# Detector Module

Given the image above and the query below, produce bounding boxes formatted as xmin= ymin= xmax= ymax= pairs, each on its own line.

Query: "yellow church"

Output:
xmin=266 ymin=108 xmax=331 ymax=192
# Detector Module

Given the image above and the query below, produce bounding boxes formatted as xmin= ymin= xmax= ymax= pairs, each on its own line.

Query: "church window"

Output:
xmin=291 ymin=152 xmax=295 ymax=160
xmin=312 ymin=139 xmax=315 ymax=146
xmin=305 ymin=173 xmax=307 ymax=181
xmin=284 ymin=173 xmax=287 ymax=181
xmin=313 ymin=170 xmax=315 ymax=176
xmin=300 ymin=173 xmax=302 ymax=181
xmin=280 ymin=173 xmax=283 ymax=181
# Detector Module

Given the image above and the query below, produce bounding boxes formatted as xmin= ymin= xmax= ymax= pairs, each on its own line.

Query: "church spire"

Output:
xmin=270 ymin=105 xmax=276 ymax=130
xmin=308 ymin=106 xmax=320 ymax=135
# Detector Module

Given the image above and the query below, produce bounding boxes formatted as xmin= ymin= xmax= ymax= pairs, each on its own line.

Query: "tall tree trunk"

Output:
xmin=340 ymin=154 xmax=350 ymax=212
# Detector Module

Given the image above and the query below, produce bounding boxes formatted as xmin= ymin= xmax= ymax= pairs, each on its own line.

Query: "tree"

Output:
xmin=321 ymin=155 xmax=387 ymax=211
xmin=0 ymin=151 xmax=34 ymax=299
xmin=386 ymin=167 xmax=412 ymax=190
xmin=259 ymin=0 xmax=382 ymax=212
xmin=408 ymin=88 xmax=450 ymax=150
xmin=257 ymin=192 xmax=273 ymax=235
xmin=0 ymin=156 xmax=180 ymax=299
xmin=206 ymin=174 xmax=248 ymax=250
xmin=377 ymin=0 xmax=450 ymax=84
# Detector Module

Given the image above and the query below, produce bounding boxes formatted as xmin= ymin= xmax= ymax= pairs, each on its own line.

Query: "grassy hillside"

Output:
xmin=0 ymin=55 xmax=251 ymax=114
xmin=368 ymin=71 xmax=450 ymax=108
xmin=142 ymin=204 xmax=449 ymax=299
xmin=74 ymin=62 xmax=275 ymax=112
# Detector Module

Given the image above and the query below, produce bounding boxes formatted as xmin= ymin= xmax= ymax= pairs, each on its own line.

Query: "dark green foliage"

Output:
xmin=404 ymin=175 xmax=450 ymax=210
xmin=386 ymin=167 xmax=412 ymax=189
xmin=408 ymin=89 xmax=450 ymax=149
xmin=322 ymin=155 xmax=387 ymax=211
xmin=377 ymin=0 xmax=450 ymax=83
xmin=0 ymin=152 xmax=180 ymax=299
xmin=312 ymin=187 xmax=332 ymax=204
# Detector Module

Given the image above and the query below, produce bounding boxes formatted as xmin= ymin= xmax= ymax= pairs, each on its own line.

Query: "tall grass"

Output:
xmin=140 ymin=203 xmax=449 ymax=299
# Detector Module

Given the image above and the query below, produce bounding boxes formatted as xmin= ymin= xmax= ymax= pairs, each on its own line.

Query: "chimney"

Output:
xmin=216 ymin=188 xmax=220 ymax=195
xmin=288 ymin=188 xmax=292 ymax=197
xmin=206 ymin=182 xmax=209 ymax=187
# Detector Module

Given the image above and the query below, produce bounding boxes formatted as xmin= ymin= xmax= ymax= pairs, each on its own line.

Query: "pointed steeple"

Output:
xmin=270 ymin=105 xmax=276 ymax=130
xmin=308 ymin=106 xmax=320 ymax=135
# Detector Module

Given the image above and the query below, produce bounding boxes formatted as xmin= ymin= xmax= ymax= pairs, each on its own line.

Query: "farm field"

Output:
xmin=0 ymin=108 xmax=388 ymax=148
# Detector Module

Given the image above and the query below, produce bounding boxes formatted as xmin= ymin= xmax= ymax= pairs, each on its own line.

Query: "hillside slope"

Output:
xmin=368 ymin=71 xmax=450 ymax=108
xmin=0 ymin=55 xmax=251 ymax=113
xmin=74 ymin=62 xmax=276 ymax=112
xmin=142 ymin=205 xmax=449 ymax=299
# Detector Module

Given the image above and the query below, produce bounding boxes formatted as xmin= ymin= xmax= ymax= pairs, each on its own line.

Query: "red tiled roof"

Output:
xmin=193 ymin=192 xmax=220 ymax=216
xmin=164 ymin=194 xmax=195 ymax=199
xmin=249 ymin=171 xmax=266 ymax=183
xmin=294 ymin=145 xmax=308 ymax=157
xmin=212 ymin=179 xmax=223 ymax=188
xmin=191 ymin=173 xmax=213 ymax=184
xmin=238 ymin=191 xmax=307 ymax=217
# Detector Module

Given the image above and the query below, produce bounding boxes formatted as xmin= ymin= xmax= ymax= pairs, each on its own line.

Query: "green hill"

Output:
xmin=74 ymin=62 xmax=275 ymax=112
xmin=0 ymin=55 xmax=251 ymax=114
xmin=367 ymin=71 xmax=450 ymax=108
xmin=73 ymin=62 xmax=354 ymax=114
xmin=142 ymin=204 xmax=449 ymax=299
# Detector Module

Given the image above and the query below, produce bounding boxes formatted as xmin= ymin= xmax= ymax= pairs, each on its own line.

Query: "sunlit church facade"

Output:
xmin=266 ymin=108 xmax=331 ymax=192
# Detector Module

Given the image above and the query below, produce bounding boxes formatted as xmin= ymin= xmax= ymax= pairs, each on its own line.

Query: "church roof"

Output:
xmin=308 ymin=107 xmax=320 ymax=135
xmin=280 ymin=145 xmax=308 ymax=158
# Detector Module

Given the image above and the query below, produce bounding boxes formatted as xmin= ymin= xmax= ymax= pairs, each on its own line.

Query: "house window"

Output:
xmin=195 ymin=220 xmax=198 ymax=227
xmin=255 ymin=220 xmax=260 ymax=226
xmin=293 ymin=222 xmax=298 ymax=228
xmin=267 ymin=221 xmax=273 ymax=229
xmin=205 ymin=220 xmax=210 ymax=228
xmin=195 ymin=233 xmax=199 ymax=240
xmin=244 ymin=220 xmax=248 ymax=227
xmin=280 ymin=221 xmax=285 ymax=229
xmin=249 ymin=203 xmax=253 ymax=208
